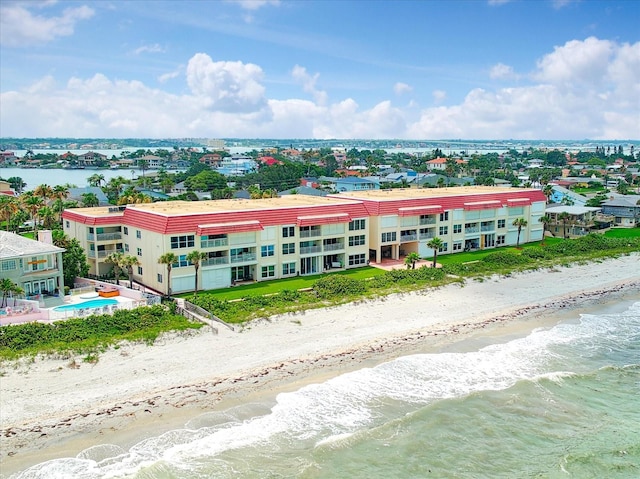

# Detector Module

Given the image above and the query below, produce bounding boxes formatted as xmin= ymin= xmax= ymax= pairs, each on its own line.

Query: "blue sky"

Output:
xmin=1 ymin=0 xmax=638 ymax=140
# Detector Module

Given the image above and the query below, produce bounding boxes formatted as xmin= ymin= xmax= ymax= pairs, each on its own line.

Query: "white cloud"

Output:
xmin=432 ymin=90 xmax=447 ymax=104
xmin=226 ymin=0 xmax=280 ymax=11
xmin=489 ymin=62 xmax=518 ymax=80
xmin=158 ymin=67 xmax=183 ymax=83
xmin=186 ymin=53 xmax=267 ymax=113
xmin=394 ymin=82 xmax=413 ymax=95
xmin=292 ymin=65 xmax=328 ymax=106
xmin=0 ymin=39 xmax=638 ymax=140
xmin=0 ymin=2 xmax=94 ymax=47
xmin=133 ymin=43 xmax=165 ymax=55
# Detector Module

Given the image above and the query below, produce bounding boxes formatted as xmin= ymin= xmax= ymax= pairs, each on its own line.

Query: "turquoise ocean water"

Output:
xmin=11 ymin=300 xmax=640 ymax=478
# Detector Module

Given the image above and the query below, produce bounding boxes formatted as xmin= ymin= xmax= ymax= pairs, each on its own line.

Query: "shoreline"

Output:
xmin=1 ymin=255 xmax=639 ymax=475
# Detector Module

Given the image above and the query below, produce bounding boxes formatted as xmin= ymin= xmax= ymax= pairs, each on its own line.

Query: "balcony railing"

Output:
xmin=230 ymin=253 xmax=256 ymax=264
xmin=300 ymin=245 xmax=322 ymax=254
xmin=88 ymin=248 xmax=123 ymax=259
xmin=465 ymin=227 xmax=480 ymax=234
xmin=400 ymin=234 xmax=418 ymax=242
xmin=202 ymin=257 xmax=229 ymax=266
xmin=300 ymin=230 xmax=321 ymax=238
xmin=419 ymin=218 xmax=436 ymax=225
xmin=201 ymin=238 xmax=228 ymax=248
xmin=480 ymin=226 xmax=494 ymax=232
xmin=419 ymin=232 xmax=435 ymax=240
xmin=323 ymin=243 xmax=344 ymax=252
xmin=96 ymin=232 xmax=122 ymax=241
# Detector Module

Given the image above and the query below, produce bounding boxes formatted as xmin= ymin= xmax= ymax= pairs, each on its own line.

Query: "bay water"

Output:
xmin=10 ymin=299 xmax=640 ymax=478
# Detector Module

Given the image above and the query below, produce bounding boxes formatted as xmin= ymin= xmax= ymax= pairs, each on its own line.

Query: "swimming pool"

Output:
xmin=53 ymin=298 xmax=118 ymax=312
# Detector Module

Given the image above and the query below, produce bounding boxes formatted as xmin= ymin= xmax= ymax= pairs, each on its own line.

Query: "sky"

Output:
xmin=0 ymin=0 xmax=638 ymax=140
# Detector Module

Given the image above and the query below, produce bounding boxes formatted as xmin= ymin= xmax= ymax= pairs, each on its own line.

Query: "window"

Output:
xmin=261 ymin=265 xmax=275 ymax=278
xmin=201 ymin=234 xmax=227 ymax=248
xmin=349 ymin=219 xmax=366 ymax=231
xmin=348 ymin=253 xmax=367 ymax=266
xmin=282 ymin=226 xmax=295 ymax=237
xmin=439 ymin=226 xmax=448 ymax=235
xmin=137 ymin=266 xmax=143 ymax=275
xmin=349 ymin=235 xmax=366 ymax=246
xmin=439 ymin=212 xmax=449 ymax=221
xmin=381 ymin=232 xmax=396 ymax=242
xmin=65 ymin=220 xmax=70 ymax=228
xmin=173 ymin=255 xmax=189 ymax=268
xmin=438 ymin=242 xmax=448 ymax=253
xmin=498 ymin=219 xmax=506 ymax=228
xmin=261 ymin=245 xmax=275 ymax=257
xmin=123 ymin=227 xmax=128 ymax=235
xmin=282 ymin=243 xmax=295 ymax=255
xmin=136 ymin=230 xmax=141 ymax=239
xmin=1 ymin=260 xmax=17 ymax=271
xmin=453 ymin=241 xmax=462 ymax=252
xmin=283 ymin=262 xmax=296 ymax=275
xmin=137 ymin=247 xmax=142 ymax=256
xmin=453 ymin=224 xmax=462 ymax=234
xmin=171 ymin=235 xmax=195 ymax=249
xmin=157 ymin=274 xmax=163 ymax=283
xmin=497 ymin=235 xmax=506 ymax=245
xmin=124 ymin=244 xmax=129 ymax=252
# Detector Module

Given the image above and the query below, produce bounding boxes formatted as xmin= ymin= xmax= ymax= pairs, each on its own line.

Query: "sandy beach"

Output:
xmin=1 ymin=254 xmax=639 ymax=476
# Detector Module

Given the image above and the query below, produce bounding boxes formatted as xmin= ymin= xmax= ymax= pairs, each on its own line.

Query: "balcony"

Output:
xmin=300 ymin=229 xmax=322 ymax=238
xmin=400 ymin=234 xmax=418 ymax=242
xmin=419 ymin=232 xmax=435 ymax=240
xmin=230 ymin=253 xmax=256 ymax=264
xmin=202 ymin=256 xmax=229 ymax=266
xmin=201 ymin=238 xmax=228 ymax=248
xmin=96 ymin=232 xmax=122 ymax=241
xmin=465 ymin=227 xmax=479 ymax=234
xmin=419 ymin=218 xmax=436 ymax=225
xmin=323 ymin=243 xmax=344 ymax=252
xmin=300 ymin=245 xmax=322 ymax=255
xmin=480 ymin=226 xmax=494 ymax=232
xmin=88 ymin=248 xmax=123 ymax=259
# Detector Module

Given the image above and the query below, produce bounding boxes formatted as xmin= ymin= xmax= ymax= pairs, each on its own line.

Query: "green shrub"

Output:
xmin=313 ymin=275 xmax=367 ymax=299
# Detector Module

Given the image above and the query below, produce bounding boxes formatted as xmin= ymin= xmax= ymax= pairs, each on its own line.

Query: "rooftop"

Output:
xmin=0 ymin=231 xmax=65 ymax=259
xmin=66 ymin=195 xmax=362 ymax=218
xmin=334 ymin=186 xmax=519 ymax=201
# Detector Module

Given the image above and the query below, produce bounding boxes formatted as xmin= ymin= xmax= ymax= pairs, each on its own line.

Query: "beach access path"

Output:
xmin=1 ymin=254 xmax=639 ymax=474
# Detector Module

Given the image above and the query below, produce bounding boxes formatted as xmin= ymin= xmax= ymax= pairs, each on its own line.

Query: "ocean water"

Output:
xmin=10 ymin=300 xmax=640 ymax=479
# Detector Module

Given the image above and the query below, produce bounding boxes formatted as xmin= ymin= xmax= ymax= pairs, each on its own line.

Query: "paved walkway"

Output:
xmin=370 ymin=258 xmax=439 ymax=271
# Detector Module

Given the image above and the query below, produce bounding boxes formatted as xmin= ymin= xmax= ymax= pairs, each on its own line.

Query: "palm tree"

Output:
xmin=538 ymin=214 xmax=551 ymax=243
xmin=105 ymin=252 xmax=124 ymax=285
xmin=558 ymin=212 xmax=570 ymax=238
xmin=52 ymin=185 xmax=70 ymax=221
xmin=33 ymin=184 xmax=54 ymax=205
xmin=158 ymin=252 xmax=178 ymax=297
xmin=121 ymin=255 xmax=140 ymax=289
xmin=543 ymin=184 xmax=554 ymax=203
xmin=87 ymin=174 xmax=105 ymax=188
xmin=427 ymin=237 xmax=444 ymax=268
xmin=186 ymin=250 xmax=207 ymax=295
xmin=21 ymin=192 xmax=44 ymax=233
xmin=81 ymin=192 xmax=99 ymax=207
xmin=512 ymin=218 xmax=528 ymax=247
xmin=404 ymin=252 xmax=420 ymax=269
xmin=37 ymin=206 xmax=56 ymax=229
xmin=0 ymin=278 xmax=24 ymax=308
xmin=0 ymin=196 xmax=20 ymax=231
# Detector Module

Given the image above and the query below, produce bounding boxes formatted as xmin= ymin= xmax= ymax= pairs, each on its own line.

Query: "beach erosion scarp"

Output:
xmin=0 ymin=253 xmax=639 ymax=475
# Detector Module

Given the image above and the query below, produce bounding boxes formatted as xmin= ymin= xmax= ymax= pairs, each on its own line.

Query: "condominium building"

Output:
xmin=61 ymin=187 xmax=546 ymax=294
xmin=332 ymin=187 xmax=546 ymax=260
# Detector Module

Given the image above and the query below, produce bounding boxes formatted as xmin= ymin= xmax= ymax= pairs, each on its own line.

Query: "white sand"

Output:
xmin=1 ymin=254 xmax=639 ymax=474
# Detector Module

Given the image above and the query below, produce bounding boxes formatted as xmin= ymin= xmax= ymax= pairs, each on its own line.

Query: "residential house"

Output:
xmin=600 ymin=195 xmax=640 ymax=227
xmin=544 ymin=205 xmax=613 ymax=238
xmin=77 ymin=151 xmax=108 ymax=167
xmin=0 ymin=230 xmax=65 ymax=303
xmin=199 ymin=153 xmax=222 ymax=168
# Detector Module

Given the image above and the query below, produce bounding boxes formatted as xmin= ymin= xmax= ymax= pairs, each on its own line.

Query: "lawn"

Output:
xmin=435 ymin=238 xmax=563 ymax=266
xmin=604 ymin=227 xmax=640 ymax=239
xmin=180 ymin=266 xmax=387 ymax=301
